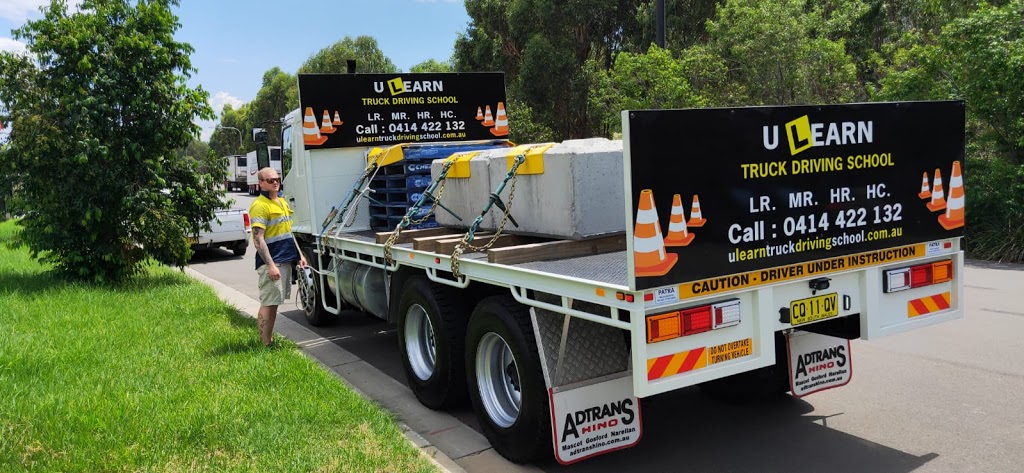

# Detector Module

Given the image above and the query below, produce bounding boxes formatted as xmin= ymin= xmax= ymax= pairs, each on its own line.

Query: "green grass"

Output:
xmin=0 ymin=220 xmax=437 ymax=472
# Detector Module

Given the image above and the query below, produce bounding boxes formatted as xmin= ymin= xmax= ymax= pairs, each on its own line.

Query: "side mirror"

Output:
xmin=252 ymin=127 xmax=268 ymax=144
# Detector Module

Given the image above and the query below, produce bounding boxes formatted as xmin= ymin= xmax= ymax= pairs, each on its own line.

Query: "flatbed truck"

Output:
xmin=280 ymin=73 xmax=966 ymax=464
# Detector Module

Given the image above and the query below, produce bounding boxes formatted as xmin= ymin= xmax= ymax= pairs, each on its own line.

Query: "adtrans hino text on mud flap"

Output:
xmin=281 ymin=70 xmax=965 ymax=465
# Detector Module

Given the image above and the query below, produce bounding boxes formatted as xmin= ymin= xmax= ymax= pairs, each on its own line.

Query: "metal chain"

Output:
xmin=451 ymin=169 xmax=521 ymax=279
xmin=340 ymin=163 xmax=382 ymax=232
xmin=411 ymin=175 xmax=448 ymax=224
xmin=326 ymin=162 xmax=378 ymax=236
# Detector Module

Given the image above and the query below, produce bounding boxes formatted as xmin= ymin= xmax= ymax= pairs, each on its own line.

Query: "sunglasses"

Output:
xmin=261 ymin=178 xmax=280 ymax=184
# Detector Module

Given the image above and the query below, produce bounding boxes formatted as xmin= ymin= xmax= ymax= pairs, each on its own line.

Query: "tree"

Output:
xmin=245 ymin=67 xmax=298 ymax=147
xmin=410 ymin=58 xmax=453 ymax=73
xmin=628 ymin=0 xmax=720 ymax=51
xmin=456 ymin=0 xmax=643 ymax=140
xmin=876 ymin=0 xmax=1024 ymax=163
xmin=939 ymin=0 xmax=1024 ymax=163
xmin=590 ymin=44 xmax=736 ymax=134
xmin=0 ymin=0 xmax=221 ymax=282
xmin=298 ymin=36 xmax=399 ymax=74
xmin=706 ymin=0 xmax=860 ymax=105
xmin=208 ymin=103 xmax=249 ymax=157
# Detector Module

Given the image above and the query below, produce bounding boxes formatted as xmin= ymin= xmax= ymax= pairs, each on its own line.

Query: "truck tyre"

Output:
xmin=232 ymin=241 xmax=247 ymax=256
xmin=465 ymin=296 xmax=551 ymax=464
xmin=299 ymin=246 xmax=337 ymax=326
xmin=397 ymin=276 xmax=470 ymax=410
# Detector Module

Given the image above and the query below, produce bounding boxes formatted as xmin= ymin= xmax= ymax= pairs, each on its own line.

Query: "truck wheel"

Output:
xmin=397 ymin=276 xmax=470 ymax=409
xmin=232 ymin=241 xmax=247 ymax=256
xmin=466 ymin=296 xmax=551 ymax=463
xmin=299 ymin=246 xmax=337 ymax=326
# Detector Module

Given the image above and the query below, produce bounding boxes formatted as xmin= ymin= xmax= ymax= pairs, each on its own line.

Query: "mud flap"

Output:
xmin=787 ymin=331 xmax=853 ymax=398
xmin=549 ymin=373 xmax=643 ymax=465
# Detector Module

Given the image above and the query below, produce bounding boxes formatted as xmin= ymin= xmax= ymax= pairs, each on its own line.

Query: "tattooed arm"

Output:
xmin=253 ymin=227 xmax=280 ymax=281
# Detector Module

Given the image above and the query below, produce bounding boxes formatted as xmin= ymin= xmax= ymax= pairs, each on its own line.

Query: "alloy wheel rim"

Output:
xmin=404 ymin=304 xmax=436 ymax=381
xmin=476 ymin=332 xmax=521 ymax=428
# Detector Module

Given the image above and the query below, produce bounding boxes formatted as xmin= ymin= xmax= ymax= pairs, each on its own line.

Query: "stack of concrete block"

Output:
xmin=431 ymin=138 xmax=625 ymax=240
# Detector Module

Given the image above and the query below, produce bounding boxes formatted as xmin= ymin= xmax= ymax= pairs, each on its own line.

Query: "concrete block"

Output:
xmin=486 ymin=138 xmax=625 ymax=239
xmin=431 ymin=148 xmax=507 ymax=230
xmin=431 ymin=139 xmax=626 ymax=240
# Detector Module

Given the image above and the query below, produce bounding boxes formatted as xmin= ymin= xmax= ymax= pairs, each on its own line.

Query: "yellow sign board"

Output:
xmin=707 ymin=338 xmax=753 ymax=365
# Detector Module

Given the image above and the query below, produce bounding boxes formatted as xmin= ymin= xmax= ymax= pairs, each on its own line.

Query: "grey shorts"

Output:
xmin=257 ymin=263 xmax=293 ymax=306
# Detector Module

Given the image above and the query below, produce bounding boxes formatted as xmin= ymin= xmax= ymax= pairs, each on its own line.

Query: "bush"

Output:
xmin=963 ymin=157 xmax=1024 ymax=262
xmin=0 ymin=0 xmax=220 ymax=282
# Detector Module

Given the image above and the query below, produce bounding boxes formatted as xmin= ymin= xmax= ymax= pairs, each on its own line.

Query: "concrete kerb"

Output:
xmin=183 ymin=267 xmax=468 ymax=473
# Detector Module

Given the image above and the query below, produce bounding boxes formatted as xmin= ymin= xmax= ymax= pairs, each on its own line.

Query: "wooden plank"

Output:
xmin=375 ymin=226 xmax=459 ymax=244
xmin=487 ymin=235 xmax=626 ymax=265
xmin=413 ymin=232 xmax=493 ymax=252
xmin=417 ymin=231 xmax=493 ymax=252
xmin=433 ymin=234 xmax=541 ymax=255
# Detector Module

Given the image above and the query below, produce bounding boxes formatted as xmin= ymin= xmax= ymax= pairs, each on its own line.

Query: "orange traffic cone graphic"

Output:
xmin=320 ymin=110 xmax=336 ymax=134
xmin=918 ymin=172 xmax=931 ymax=200
xmin=482 ymin=105 xmax=495 ymax=126
xmin=489 ymin=102 xmax=509 ymax=137
xmin=926 ymin=168 xmax=946 ymax=212
xmin=938 ymin=161 xmax=964 ymax=230
xmin=664 ymin=194 xmax=695 ymax=247
xmin=302 ymin=107 xmax=327 ymax=146
xmin=333 ymin=111 xmax=343 ymax=126
xmin=634 ymin=190 xmax=678 ymax=277
xmin=475 ymin=106 xmax=484 ymax=121
xmin=687 ymin=195 xmax=707 ymax=227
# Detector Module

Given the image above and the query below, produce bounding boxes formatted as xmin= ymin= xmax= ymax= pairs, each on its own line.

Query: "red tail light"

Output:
xmin=244 ymin=213 xmax=251 ymax=231
xmin=646 ymin=299 xmax=740 ymax=344
xmin=680 ymin=306 xmax=712 ymax=335
xmin=884 ymin=259 xmax=953 ymax=293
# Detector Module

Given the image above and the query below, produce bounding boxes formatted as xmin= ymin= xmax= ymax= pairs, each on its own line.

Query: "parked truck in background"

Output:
xmin=223 ymin=154 xmax=248 ymax=192
xmin=246 ymin=146 xmax=282 ymax=195
xmin=278 ymin=73 xmax=967 ymax=464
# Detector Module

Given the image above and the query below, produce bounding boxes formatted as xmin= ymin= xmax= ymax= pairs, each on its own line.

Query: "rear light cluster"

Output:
xmin=646 ymin=299 xmax=740 ymax=344
xmin=243 ymin=213 xmax=251 ymax=232
xmin=884 ymin=259 xmax=953 ymax=293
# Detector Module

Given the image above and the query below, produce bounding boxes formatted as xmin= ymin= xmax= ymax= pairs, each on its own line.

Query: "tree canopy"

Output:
xmin=0 ymin=0 xmax=221 ymax=281
xmin=298 ymin=36 xmax=399 ymax=74
xmin=449 ymin=0 xmax=1024 ymax=158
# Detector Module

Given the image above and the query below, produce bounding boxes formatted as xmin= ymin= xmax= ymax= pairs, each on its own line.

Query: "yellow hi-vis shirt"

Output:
xmin=249 ymin=193 xmax=299 ymax=270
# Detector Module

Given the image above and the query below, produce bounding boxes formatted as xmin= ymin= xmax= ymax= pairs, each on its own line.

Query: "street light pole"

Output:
xmin=656 ymin=0 xmax=665 ymax=48
xmin=216 ymin=125 xmax=243 ymax=152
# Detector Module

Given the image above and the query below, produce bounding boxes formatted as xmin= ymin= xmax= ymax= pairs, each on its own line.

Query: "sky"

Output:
xmin=0 ymin=0 xmax=472 ymax=140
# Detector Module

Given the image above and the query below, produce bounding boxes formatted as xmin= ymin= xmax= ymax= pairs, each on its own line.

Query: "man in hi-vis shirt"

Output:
xmin=249 ymin=167 xmax=307 ymax=347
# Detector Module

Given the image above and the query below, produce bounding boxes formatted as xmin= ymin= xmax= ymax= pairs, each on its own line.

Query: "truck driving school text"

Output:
xmin=624 ymin=102 xmax=965 ymax=291
xmin=297 ymin=73 xmax=507 ymax=149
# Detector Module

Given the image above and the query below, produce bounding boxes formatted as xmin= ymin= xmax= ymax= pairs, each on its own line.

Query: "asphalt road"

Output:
xmin=191 ymin=190 xmax=1024 ymax=473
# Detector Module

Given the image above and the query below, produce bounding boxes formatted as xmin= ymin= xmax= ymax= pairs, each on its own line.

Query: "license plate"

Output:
xmin=789 ymin=293 xmax=838 ymax=326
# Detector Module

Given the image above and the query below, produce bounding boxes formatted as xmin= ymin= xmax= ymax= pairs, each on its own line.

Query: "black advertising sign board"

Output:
xmin=624 ymin=101 xmax=965 ymax=292
xmin=297 ymin=73 xmax=508 ymax=149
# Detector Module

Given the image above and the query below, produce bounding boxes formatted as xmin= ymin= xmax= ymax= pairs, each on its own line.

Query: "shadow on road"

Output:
xmin=281 ymin=307 xmax=937 ymax=473
xmin=188 ymin=247 xmax=244 ymax=264
xmin=540 ymin=388 xmax=937 ymax=472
